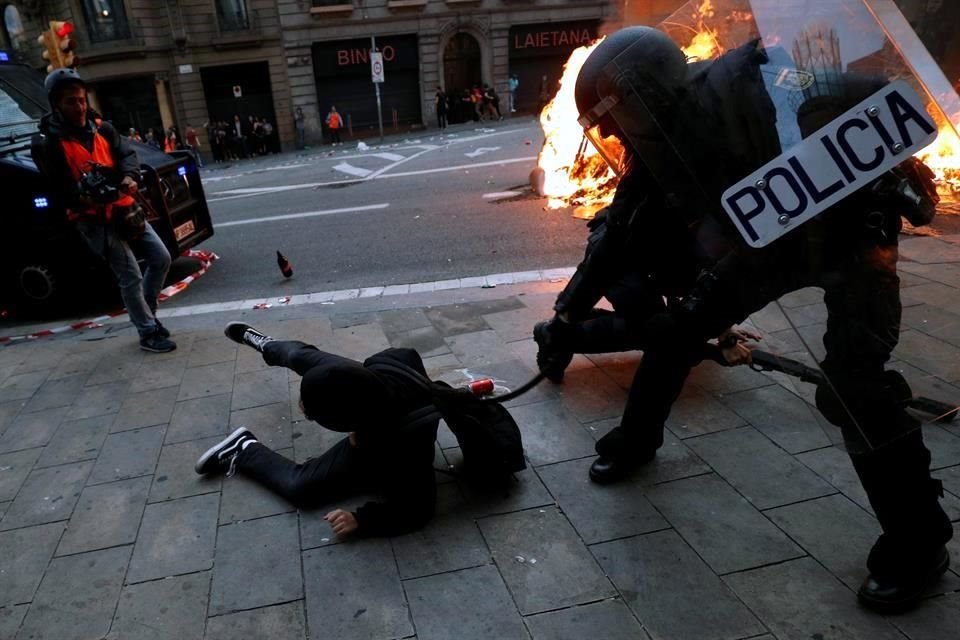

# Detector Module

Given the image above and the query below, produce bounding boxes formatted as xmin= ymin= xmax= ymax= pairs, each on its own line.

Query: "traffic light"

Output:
xmin=37 ymin=21 xmax=76 ymax=72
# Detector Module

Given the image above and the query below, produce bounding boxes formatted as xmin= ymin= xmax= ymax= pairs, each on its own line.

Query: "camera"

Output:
xmin=77 ymin=163 xmax=120 ymax=204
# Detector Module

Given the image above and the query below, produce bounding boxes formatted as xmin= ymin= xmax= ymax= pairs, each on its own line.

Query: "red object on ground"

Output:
xmin=277 ymin=251 xmax=294 ymax=278
xmin=469 ymin=379 xmax=495 ymax=396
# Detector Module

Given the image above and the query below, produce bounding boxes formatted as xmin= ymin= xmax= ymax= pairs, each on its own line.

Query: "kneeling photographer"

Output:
xmin=37 ymin=69 xmax=175 ymax=353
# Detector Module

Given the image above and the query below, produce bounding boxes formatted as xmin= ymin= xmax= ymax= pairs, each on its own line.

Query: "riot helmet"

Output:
xmin=45 ymin=68 xmax=86 ymax=108
xmin=575 ymin=27 xmax=688 ymax=174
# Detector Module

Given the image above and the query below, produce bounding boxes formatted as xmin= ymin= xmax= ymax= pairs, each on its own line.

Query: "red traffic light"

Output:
xmin=54 ymin=21 xmax=73 ymax=38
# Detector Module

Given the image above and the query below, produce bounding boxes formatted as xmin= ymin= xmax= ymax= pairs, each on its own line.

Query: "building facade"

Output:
xmin=0 ymin=0 xmax=955 ymax=152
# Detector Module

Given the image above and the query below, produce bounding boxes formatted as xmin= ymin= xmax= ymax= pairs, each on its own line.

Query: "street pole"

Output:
xmin=372 ymin=36 xmax=385 ymax=143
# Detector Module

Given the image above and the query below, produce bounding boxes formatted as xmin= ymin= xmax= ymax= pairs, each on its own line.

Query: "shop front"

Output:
xmin=508 ymin=21 xmax=600 ymax=113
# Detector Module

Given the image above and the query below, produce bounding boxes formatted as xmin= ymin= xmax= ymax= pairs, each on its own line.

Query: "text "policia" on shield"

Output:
xmin=721 ymin=80 xmax=938 ymax=249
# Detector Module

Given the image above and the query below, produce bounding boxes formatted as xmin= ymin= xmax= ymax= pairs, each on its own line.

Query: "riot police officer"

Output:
xmin=536 ymin=25 xmax=952 ymax=612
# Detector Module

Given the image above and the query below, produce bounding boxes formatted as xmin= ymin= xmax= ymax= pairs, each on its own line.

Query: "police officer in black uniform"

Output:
xmin=535 ymin=26 xmax=952 ymax=612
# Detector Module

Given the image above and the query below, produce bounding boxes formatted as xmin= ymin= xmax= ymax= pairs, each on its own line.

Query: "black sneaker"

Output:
xmin=140 ymin=331 xmax=177 ymax=353
xmin=195 ymin=427 xmax=258 ymax=476
xmin=154 ymin=319 xmax=170 ymax=339
xmin=224 ymin=322 xmax=273 ymax=352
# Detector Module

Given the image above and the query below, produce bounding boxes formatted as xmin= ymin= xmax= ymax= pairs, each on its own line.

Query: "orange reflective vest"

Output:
xmin=60 ymin=121 xmax=135 ymax=222
xmin=328 ymin=112 xmax=342 ymax=129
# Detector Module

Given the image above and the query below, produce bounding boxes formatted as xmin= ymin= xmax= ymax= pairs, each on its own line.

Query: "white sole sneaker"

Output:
xmin=195 ymin=427 xmax=254 ymax=475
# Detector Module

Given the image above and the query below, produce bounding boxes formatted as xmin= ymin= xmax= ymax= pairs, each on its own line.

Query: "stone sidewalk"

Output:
xmin=2 ymin=236 xmax=960 ymax=639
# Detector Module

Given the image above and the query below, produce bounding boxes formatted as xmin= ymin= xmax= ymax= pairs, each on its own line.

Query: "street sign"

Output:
xmin=371 ymin=51 xmax=385 ymax=84
xmin=232 ymin=85 xmax=242 ymax=98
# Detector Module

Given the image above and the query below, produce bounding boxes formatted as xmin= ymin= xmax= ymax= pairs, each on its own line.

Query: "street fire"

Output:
xmin=917 ymin=122 xmax=960 ymax=202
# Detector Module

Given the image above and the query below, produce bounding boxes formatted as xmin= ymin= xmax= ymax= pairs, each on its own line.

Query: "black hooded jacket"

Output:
xmin=37 ymin=110 xmax=139 ymax=214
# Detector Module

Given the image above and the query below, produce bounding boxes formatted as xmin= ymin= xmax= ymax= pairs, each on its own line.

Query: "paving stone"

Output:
xmin=895 ymin=330 xmax=960 ymax=383
xmin=646 ymin=474 xmax=804 ymax=574
xmin=783 ymin=302 xmax=828 ymax=328
xmin=426 ymin=303 xmax=494 ymax=337
xmin=796 ymin=446 xmax=874 ymax=513
xmin=302 ymin=539 xmax=411 ymax=640
xmin=767 ymin=494 xmax=879 ymax=590
xmin=387 ymin=325 xmax=451 ymax=357
xmin=483 ymin=303 xmax=548 ymax=343
xmin=406 ymin=565 xmax=527 ymax=640
xmin=21 ymin=374 xmax=87 ymax=414
xmin=749 ymin=301 xmax=792 ymax=333
xmin=377 ymin=308 xmax=433 ymax=333
xmin=941 ymin=464 xmax=960 ymax=497
xmin=585 ymin=422 xmax=712 ymax=485
xmin=130 ymin=357 xmax=187 ymax=393
xmin=291 ymin=419 xmax=345 ymax=465
xmin=149 ymin=436 xmax=223 ymax=503
xmin=900 ymin=237 xmax=960 ymax=264
xmin=0 ymin=399 xmax=25 ymax=435
xmin=445 ymin=330 xmax=518 ymax=367
xmin=478 ymin=507 xmax=614 ymax=615
xmin=46 ymin=351 xmax=101 ymax=381
xmin=0 ymin=522 xmax=64 ymax=607
xmin=923 ymin=424 xmax=960 ymax=470
xmin=0 ymin=405 xmax=68 ymax=453
xmin=0 ymin=604 xmax=27 ymax=638
xmin=106 ymin=571 xmax=210 ymax=640
xmin=445 ymin=448 xmax=555 ymax=518
xmin=229 ymin=401 xmax=292 ymax=449
xmin=0 ymin=500 xmax=7 ymax=521
xmin=204 ymin=601 xmax=307 ymax=640
xmin=392 ymin=484 xmax=489 ymax=579
xmin=230 ymin=367 xmax=288 ymax=410
xmin=892 ymin=591 xmax=960 ymax=640
xmin=110 ymin=386 xmax=179 ymax=433
xmin=127 ymin=493 xmax=219 ymax=583
xmin=34 ymin=414 xmax=111 ymax=470
xmin=508 ymin=401 xmax=596 ymax=466
xmin=57 ymin=476 xmax=151 ymax=556
xmin=525 ymin=599 xmax=647 ymax=640
xmin=721 ymin=384 xmax=833 ymax=453
xmin=219 ymin=448 xmax=296 ymax=524
xmin=538 ymin=457 xmax=668 ymax=544
xmin=85 ymin=352 xmax=144 ymax=386
xmin=17 ymin=545 xmax=131 ymax=640
xmin=0 ymin=447 xmax=41 ymax=502
xmin=903 ymin=303 xmax=960 ymax=349
xmin=67 ymin=381 xmax=129 ymax=420
xmin=593 ymin=530 xmax=764 ymax=640
xmin=665 ymin=386 xmax=747 ymax=439
xmin=210 ymin=513 xmax=302 ymax=614
xmin=186 ymin=338 xmax=238 ymax=368
xmin=235 ymin=340 xmax=271 ymax=373
xmin=724 ymin=557 xmax=905 ymax=640
xmin=326 ymin=323 xmax=391 ymax=361
xmin=165 ymin=393 xmax=232 ymax=444
xmin=686 ymin=427 xmax=836 ymax=509
xmin=0 ymin=370 xmax=49 ymax=403
xmin=88 ymin=425 xmax=166 ymax=485
xmin=0 ymin=461 xmax=91 ymax=531
xmin=178 ymin=361 xmax=236 ymax=402
xmin=686 ymin=359 xmax=777 ymax=396
xmin=555 ymin=367 xmax=628 ymax=422
xmin=299 ymin=494 xmax=378 ymax=550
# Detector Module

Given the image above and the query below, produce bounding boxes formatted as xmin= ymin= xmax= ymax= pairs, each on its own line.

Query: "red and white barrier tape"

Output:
xmin=0 ymin=248 xmax=219 ymax=345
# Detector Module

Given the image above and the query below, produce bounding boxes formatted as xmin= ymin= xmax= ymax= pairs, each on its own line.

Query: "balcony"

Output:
xmin=213 ymin=8 xmax=266 ymax=49
xmin=310 ymin=0 xmax=354 ymax=15
xmin=77 ymin=18 xmax=150 ymax=63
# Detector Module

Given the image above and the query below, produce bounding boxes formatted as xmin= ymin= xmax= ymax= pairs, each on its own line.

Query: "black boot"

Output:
xmin=533 ymin=319 xmax=574 ymax=383
xmin=850 ymin=431 xmax=954 ymax=613
xmin=589 ymin=425 xmax=658 ymax=484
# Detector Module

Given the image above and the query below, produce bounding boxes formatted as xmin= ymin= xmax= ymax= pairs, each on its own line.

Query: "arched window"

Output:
xmin=81 ymin=0 xmax=131 ymax=42
xmin=3 ymin=5 xmax=26 ymax=50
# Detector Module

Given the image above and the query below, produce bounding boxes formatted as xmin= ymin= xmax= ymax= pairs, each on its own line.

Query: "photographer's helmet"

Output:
xmin=45 ymin=68 xmax=86 ymax=108
xmin=575 ymin=27 xmax=688 ymax=174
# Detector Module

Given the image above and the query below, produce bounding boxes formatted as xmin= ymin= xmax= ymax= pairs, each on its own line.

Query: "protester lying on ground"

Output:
xmin=196 ymin=322 xmax=439 ymax=538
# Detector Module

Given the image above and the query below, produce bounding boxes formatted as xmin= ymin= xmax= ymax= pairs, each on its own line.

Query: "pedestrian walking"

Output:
xmin=294 ymin=106 xmax=306 ymax=149
xmin=326 ymin=105 xmax=343 ymax=145
xmin=435 ymin=87 xmax=448 ymax=130
xmin=486 ymin=85 xmax=503 ymax=121
xmin=185 ymin=123 xmax=203 ymax=167
xmin=37 ymin=69 xmax=175 ymax=353
xmin=471 ymin=86 xmax=483 ymax=122
xmin=197 ymin=322 xmax=439 ymax=537
xmin=508 ymin=73 xmax=519 ymax=113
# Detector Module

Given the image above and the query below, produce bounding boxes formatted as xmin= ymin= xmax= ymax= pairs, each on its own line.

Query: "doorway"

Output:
xmin=443 ymin=32 xmax=482 ymax=123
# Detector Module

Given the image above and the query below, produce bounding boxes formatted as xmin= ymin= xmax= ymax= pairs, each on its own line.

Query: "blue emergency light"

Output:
xmin=178 ymin=165 xmax=187 ymax=177
xmin=34 ymin=196 xmax=49 ymax=209
xmin=0 ymin=51 xmax=10 ymax=63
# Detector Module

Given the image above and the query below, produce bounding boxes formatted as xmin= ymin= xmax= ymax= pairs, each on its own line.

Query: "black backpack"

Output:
xmin=366 ymin=357 xmax=527 ymax=490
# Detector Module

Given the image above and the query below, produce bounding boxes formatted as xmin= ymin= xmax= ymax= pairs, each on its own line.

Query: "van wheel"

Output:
xmin=17 ymin=264 xmax=59 ymax=305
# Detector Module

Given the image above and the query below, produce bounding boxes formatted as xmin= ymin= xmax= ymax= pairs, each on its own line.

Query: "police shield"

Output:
xmin=582 ymin=0 xmax=960 ymax=453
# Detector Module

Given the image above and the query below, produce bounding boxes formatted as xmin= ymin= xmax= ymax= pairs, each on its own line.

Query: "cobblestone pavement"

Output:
xmin=2 ymin=235 xmax=960 ymax=639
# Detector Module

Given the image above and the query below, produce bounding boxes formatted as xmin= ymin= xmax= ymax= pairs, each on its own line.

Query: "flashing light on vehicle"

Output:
xmin=0 ymin=51 xmax=9 ymax=63
xmin=177 ymin=166 xmax=187 ymax=177
xmin=34 ymin=197 xmax=49 ymax=209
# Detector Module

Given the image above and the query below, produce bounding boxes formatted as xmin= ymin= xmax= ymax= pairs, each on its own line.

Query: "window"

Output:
xmin=216 ymin=0 xmax=249 ymax=31
xmin=3 ymin=5 xmax=26 ymax=51
xmin=81 ymin=0 xmax=131 ymax=43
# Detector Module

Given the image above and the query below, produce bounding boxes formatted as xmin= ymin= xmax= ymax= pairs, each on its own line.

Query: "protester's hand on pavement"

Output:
xmin=325 ymin=509 xmax=358 ymax=537
xmin=120 ymin=176 xmax=138 ymax=194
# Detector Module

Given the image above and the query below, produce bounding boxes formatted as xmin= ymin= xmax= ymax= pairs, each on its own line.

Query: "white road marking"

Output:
xmin=333 ymin=162 xmax=373 ymax=178
xmin=483 ymin=191 xmax=521 ymax=200
xmin=464 ymin=147 xmax=501 ymax=158
xmin=207 ymin=156 xmax=539 ymax=202
xmin=216 ymin=203 xmax=389 ymax=227
xmin=372 ymin=152 xmax=406 ymax=162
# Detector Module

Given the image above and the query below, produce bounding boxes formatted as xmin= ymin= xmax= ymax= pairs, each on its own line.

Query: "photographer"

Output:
xmin=38 ymin=69 xmax=175 ymax=353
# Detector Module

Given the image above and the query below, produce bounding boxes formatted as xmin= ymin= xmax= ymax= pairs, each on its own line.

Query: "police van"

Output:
xmin=0 ymin=51 xmax=214 ymax=311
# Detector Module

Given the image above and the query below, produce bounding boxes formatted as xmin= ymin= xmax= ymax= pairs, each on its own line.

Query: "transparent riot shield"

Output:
xmin=586 ymin=0 xmax=960 ymax=452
